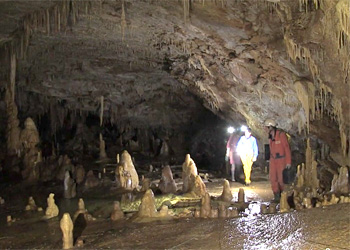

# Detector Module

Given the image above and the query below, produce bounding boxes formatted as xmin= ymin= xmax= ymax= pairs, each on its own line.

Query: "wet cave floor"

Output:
xmin=0 ymin=167 xmax=349 ymax=249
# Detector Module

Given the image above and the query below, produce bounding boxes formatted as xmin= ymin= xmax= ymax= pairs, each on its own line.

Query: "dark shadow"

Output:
xmin=73 ymin=213 xmax=87 ymax=244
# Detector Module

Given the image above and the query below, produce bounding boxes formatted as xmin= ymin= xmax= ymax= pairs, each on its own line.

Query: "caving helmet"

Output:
xmin=264 ymin=119 xmax=277 ymax=127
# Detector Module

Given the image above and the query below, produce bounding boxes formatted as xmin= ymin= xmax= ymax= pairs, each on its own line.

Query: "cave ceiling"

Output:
xmin=0 ymin=0 xmax=349 ymax=163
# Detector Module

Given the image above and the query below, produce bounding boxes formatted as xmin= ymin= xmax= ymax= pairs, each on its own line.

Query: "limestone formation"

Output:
xmin=60 ymin=213 xmax=74 ymax=250
xmin=296 ymin=164 xmax=305 ymax=188
xmin=191 ymin=175 xmax=207 ymax=198
xmin=303 ymin=197 xmax=312 ymax=209
xmin=182 ymin=154 xmax=198 ymax=193
xmin=141 ymin=178 xmax=151 ymax=192
xmin=84 ymin=170 xmax=99 ymax=189
xmin=5 ymin=80 xmax=21 ymax=156
xmin=116 ymin=150 xmax=139 ymax=190
xmin=75 ymin=165 xmax=85 ymax=184
xmin=111 ymin=201 xmax=124 ymax=221
xmin=74 ymin=198 xmax=87 ymax=221
xmin=20 ymin=117 xmax=41 ymax=181
xmin=200 ymin=192 xmax=211 ymax=218
xmin=228 ymin=207 xmax=239 ymax=218
xmin=329 ymin=194 xmax=339 ymax=205
xmin=218 ymin=180 xmax=233 ymax=202
xmin=279 ymin=192 xmax=290 ymax=213
xmin=158 ymin=205 xmax=170 ymax=217
xmin=25 ymin=196 xmax=37 ymax=211
xmin=7 ymin=215 xmax=12 ymax=223
xmin=137 ymin=189 xmax=157 ymax=218
xmin=45 ymin=193 xmax=59 ymax=219
xmin=238 ymin=188 xmax=245 ymax=203
xmin=64 ymin=171 xmax=76 ymax=199
xmin=158 ymin=165 xmax=177 ymax=194
xmin=209 ymin=208 xmax=218 ymax=218
xmin=0 ymin=197 xmax=4 ymax=205
xmin=218 ymin=204 xmax=227 ymax=218
xmin=268 ymin=204 xmax=277 ymax=214
xmin=57 ymin=155 xmax=74 ymax=181
xmin=261 ymin=204 xmax=268 ymax=214
xmin=331 ymin=166 xmax=349 ymax=194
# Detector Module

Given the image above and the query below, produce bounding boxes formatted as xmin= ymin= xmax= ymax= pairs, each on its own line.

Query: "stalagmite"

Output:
xmin=218 ymin=204 xmax=227 ymax=218
xmin=238 ymin=188 xmax=245 ymax=203
xmin=60 ymin=213 xmax=74 ymax=250
xmin=99 ymin=96 xmax=107 ymax=159
xmin=279 ymin=192 xmax=290 ymax=213
xmin=64 ymin=171 xmax=76 ymax=199
xmin=141 ymin=178 xmax=151 ymax=192
xmin=20 ymin=117 xmax=42 ymax=181
xmin=116 ymin=150 xmax=139 ymax=190
xmin=45 ymin=193 xmax=59 ymax=219
xmin=305 ymin=139 xmax=319 ymax=189
xmin=303 ymin=197 xmax=312 ymax=209
xmin=75 ymin=165 xmax=85 ymax=184
xmin=218 ymin=180 xmax=233 ymax=202
xmin=200 ymin=192 xmax=211 ymax=218
xmin=329 ymin=194 xmax=340 ymax=205
xmin=137 ymin=189 xmax=157 ymax=218
xmin=111 ymin=201 xmax=124 ymax=221
xmin=25 ymin=196 xmax=37 ymax=211
xmin=74 ymin=198 xmax=87 ymax=221
xmin=191 ymin=175 xmax=207 ymax=198
xmin=182 ymin=154 xmax=198 ymax=193
xmin=158 ymin=165 xmax=177 ymax=194
xmin=85 ymin=170 xmax=99 ymax=189
xmin=261 ymin=204 xmax=268 ymax=214
xmin=331 ymin=166 xmax=349 ymax=194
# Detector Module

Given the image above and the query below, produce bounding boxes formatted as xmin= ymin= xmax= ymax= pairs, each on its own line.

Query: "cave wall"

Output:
xmin=0 ymin=0 xmax=349 ymax=169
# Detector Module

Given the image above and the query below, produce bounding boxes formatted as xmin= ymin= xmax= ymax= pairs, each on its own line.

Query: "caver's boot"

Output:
xmin=272 ymin=192 xmax=281 ymax=203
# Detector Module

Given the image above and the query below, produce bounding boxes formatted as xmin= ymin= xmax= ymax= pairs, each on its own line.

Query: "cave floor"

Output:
xmin=0 ymin=168 xmax=349 ymax=249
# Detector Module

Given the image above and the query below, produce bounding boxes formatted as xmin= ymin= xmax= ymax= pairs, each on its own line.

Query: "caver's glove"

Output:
xmin=286 ymin=164 xmax=291 ymax=169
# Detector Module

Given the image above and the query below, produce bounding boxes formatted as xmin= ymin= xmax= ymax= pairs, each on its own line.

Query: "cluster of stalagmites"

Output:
xmin=284 ymin=163 xmax=350 ymax=212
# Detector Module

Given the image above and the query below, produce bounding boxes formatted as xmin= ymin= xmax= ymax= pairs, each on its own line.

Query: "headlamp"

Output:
xmin=227 ymin=127 xmax=235 ymax=133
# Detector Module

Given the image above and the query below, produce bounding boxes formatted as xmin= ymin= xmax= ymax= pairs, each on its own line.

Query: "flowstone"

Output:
xmin=158 ymin=165 xmax=177 ymax=194
xmin=45 ymin=193 xmax=59 ymax=219
xmin=218 ymin=180 xmax=233 ymax=202
xmin=60 ymin=213 xmax=73 ymax=249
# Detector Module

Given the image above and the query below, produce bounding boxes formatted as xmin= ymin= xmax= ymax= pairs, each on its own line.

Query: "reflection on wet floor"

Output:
xmin=0 ymin=177 xmax=349 ymax=249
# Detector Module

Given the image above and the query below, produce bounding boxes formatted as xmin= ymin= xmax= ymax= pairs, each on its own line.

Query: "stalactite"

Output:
xmin=121 ymin=1 xmax=127 ymax=43
xmin=294 ymin=81 xmax=310 ymax=134
xmin=183 ymin=0 xmax=190 ymax=23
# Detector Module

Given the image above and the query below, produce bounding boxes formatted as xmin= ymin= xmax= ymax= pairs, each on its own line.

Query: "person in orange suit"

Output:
xmin=226 ymin=127 xmax=240 ymax=182
xmin=264 ymin=119 xmax=291 ymax=202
